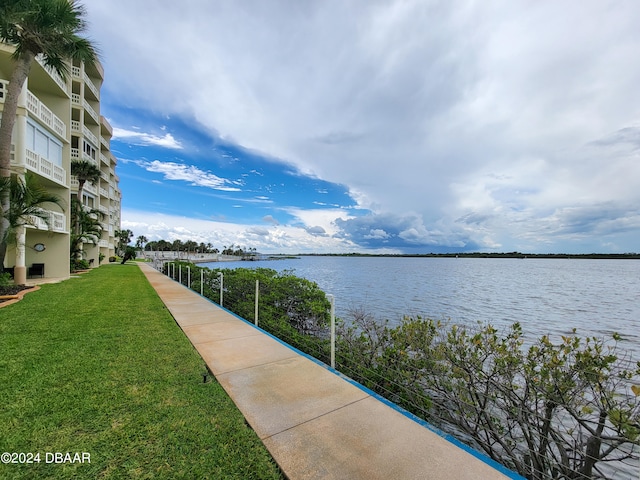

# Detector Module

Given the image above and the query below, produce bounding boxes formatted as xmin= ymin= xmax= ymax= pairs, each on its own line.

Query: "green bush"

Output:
xmin=108 ymin=256 xmax=116 ymax=263
xmin=0 ymin=272 xmax=12 ymax=286
xmin=70 ymin=259 xmax=90 ymax=271
xmin=337 ymin=315 xmax=640 ymax=479
xmin=172 ymin=263 xmax=331 ymax=362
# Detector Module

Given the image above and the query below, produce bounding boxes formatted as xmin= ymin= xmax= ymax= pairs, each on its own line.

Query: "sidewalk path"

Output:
xmin=139 ymin=263 xmax=521 ymax=480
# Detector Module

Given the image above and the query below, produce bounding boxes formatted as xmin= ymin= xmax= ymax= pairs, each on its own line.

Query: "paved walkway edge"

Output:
xmin=139 ymin=263 xmax=524 ymax=480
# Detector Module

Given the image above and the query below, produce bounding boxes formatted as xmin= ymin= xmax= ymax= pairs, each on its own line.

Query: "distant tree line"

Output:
xmin=302 ymin=252 xmax=640 ymax=259
xmin=112 ymin=231 xmax=258 ymax=259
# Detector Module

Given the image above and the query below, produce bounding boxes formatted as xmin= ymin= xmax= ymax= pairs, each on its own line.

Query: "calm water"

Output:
xmin=202 ymin=256 xmax=640 ymax=357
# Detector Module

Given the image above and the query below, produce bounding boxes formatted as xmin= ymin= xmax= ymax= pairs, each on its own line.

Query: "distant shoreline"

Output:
xmin=295 ymin=252 xmax=640 ymax=259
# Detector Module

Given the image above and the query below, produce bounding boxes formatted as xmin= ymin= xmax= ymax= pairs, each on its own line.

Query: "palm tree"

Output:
xmin=114 ymin=229 xmax=133 ymax=257
xmin=157 ymin=239 xmax=170 ymax=252
xmin=0 ymin=172 xmax=64 ymax=280
xmin=70 ymin=159 xmax=101 ymax=237
xmin=71 ymin=159 xmax=101 ymax=208
xmin=70 ymin=203 xmax=102 ymax=265
xmin=0 ymin=0 xmax=98 ymax=269
xmin=135 ymin=235 xmax=148 ymax=249
xmin=135 ymin=235 xmax=148 ymax=259
xmin=1 ymin=172 xmax=64 ymax=243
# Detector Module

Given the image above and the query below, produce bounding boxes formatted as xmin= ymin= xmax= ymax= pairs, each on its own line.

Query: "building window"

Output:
xmin=83 ymin=140 xmax=96 ymax=160
xmin=82 ymin=194 xmax=95 ymax=208
xmin=26 ymin=119 xmax=63 ymax=166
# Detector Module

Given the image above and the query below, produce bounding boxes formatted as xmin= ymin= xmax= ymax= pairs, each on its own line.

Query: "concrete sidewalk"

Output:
xmin=138 ymin=263 xmax=521 ymax=480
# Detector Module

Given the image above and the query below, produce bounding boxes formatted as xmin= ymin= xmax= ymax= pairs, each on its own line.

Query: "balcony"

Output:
xmin=70 ymin=148 xmax=98 ymax=166
xmin=83 ymin=125 xmax=98 ymax=147
xmin=83 ymin=99 xmax=99 ymax=123
xmin=72 ymin=65 xmax=100 ymax=100
xmin=27 ymin=209 xmax=66 ymax=233
xmin=25 ymin=149 xmax=66 ymax=186
xmin=36 ymin=55 xmax=68 ymax=93
xmin=71 ymin=93 xmax=99 ymax=124
xmin=99 ymin=187 xmax=109 ymax=198
xmin=98 ymin=239 xmax=109 ymax=248
xmin=25 ymin=90 xmax=66 ymax=138
xmin=70 ymin=177 xmax=97 ymax=195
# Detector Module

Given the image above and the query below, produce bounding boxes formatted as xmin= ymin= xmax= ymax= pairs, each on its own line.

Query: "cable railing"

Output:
xmin=159 ymin=260 xmax=639 ymax=480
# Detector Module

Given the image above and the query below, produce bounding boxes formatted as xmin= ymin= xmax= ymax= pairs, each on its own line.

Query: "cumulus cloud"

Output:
xmin=121 ymin=209 xmax=360 ymax=253
xmin=305 ymin=225 xmax=328 ymax=236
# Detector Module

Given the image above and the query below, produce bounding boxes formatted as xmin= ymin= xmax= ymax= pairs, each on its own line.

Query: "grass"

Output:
xmin=0 ymin=264 xmax=283 ymax=479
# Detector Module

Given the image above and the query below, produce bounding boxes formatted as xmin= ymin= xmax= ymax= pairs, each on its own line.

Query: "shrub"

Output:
xmin=70 ymin=259 xmax=90 ymax=271
xmin=337 ymin=316 xmax=640 ymax=480
xmin=0 ymin=272 xmax=12 ymax=287
xmin=108 ymin=256 xmax=116 ymax=263
xmin=173 ymin=263 xmax=331 ymax=362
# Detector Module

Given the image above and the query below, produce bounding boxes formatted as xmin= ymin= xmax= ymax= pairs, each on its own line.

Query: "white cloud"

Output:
xmin=135 ymin=160 xmax=242 ymax=192
xmin=89 ymin=0 xmax=640 ymax=252
xmin=121 ymin=209 xmax=361 ymax=254
xmin=112 ymin=127 xmax=182 ymax=149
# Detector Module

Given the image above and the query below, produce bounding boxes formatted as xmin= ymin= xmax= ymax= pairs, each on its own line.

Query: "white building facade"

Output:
xmin=0 ymin=42 xmax=121 ymax=283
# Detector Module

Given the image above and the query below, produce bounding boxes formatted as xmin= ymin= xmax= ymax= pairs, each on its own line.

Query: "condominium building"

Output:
xmin=0 ymin=42 xmax=121 ymax=284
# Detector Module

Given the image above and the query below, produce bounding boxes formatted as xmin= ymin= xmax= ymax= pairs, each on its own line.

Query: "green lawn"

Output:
xmin=0 ymin=264 xmax=282 ymax=479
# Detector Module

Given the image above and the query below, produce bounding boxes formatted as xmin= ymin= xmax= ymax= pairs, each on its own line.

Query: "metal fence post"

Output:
xmin=328 ymin=294 xmax=335 ymax=369
xmin=255 ymin=279 xmax=259 ymax=326
xmin=187 ymin=266 xmax=191 ymax=289
xmin=219 ymin=272 xmax=224 ymax=307
xmin=179 ymin=264 xmax=182 ymax=284
xmin=200 ymin=269 xmax=204 ymax=296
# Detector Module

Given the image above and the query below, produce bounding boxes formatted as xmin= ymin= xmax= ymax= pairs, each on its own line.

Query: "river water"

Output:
xmin=202 ymin=256 xmax=640 ymax=358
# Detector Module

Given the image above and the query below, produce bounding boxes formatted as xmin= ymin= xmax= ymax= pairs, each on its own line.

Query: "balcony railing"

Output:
xmin=72 ymin=65 xmax=100 ymax=100
xmin=98 ymin=239 xmax=109 ymax=248
xmin=70 ymin=177 xmax=97 ymax=195
xmin=37 ymin=55 xmax=68 ymax=93
xmin=85 ymin=183 xmax=97 ymax=195
xmin=70 ymin=148 xmax=98 ymax=166
xmin=25 ymin=90 xmax=66 ymax=138
xmin=25 ymin=149 xmax=66 ymax=186
xmin=84 ymin=73 xmax=99 ymax=100
xmin=27 ymin=209 xmax=66 ymax=233
xmin=71 ymin=93 xmax=99 ymax=123
xmin=83 ymin=125 xmax=98 ymax=147
xmin=83 ymin=99 xmax=99 ymax=123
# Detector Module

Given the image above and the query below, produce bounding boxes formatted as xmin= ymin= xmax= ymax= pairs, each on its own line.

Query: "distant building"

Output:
xmin=0 ymin=41 xmax=121 ymax=281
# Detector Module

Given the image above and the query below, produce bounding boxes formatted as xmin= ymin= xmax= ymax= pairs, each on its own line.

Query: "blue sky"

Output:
xmin=85 ymin=1 xmax=640 ymax=254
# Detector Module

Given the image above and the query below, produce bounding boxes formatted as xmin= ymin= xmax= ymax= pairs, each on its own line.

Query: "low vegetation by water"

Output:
xmin=172 ymin=261 xmax=640 ymax=480
xmin=0 ymin=264 xmax=282 ymax=479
